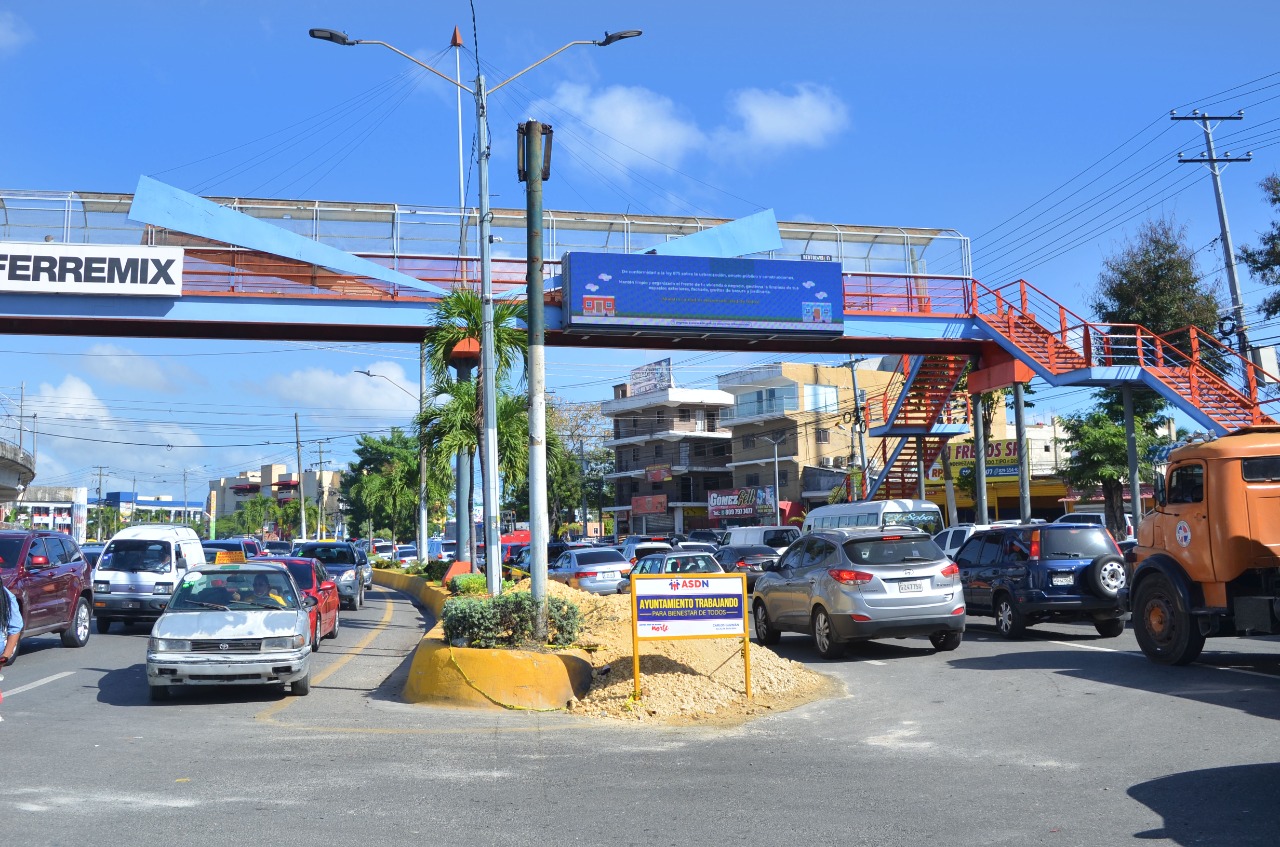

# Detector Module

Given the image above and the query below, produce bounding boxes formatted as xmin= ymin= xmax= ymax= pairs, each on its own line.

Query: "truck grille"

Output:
xmin=190 ymin=639 xmax=263 ymax=653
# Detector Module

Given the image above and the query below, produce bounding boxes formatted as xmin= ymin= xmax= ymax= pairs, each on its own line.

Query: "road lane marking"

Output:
xmin=4 ymin=671 xmax=74 ymax=697
xmin=864 ymin=660 xmax=887 ymax=666
xmin=1048 ymin=641 xmax=1121 ymax=653
xmin=256 ymin=588 xmax=395 ymax=722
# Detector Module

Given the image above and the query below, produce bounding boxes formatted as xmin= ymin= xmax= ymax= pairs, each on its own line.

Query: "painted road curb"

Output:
xmin=373 ymin=569 xmax=592 ymax=711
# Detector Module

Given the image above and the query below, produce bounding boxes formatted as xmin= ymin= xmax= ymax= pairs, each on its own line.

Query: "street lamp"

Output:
xmin=313 ymin=25 xmax=642 ymax=594
xmin=761 ymin=431 xmax=787 ymax=526
xmin=354 ymin=369 xmax=428 ymax=561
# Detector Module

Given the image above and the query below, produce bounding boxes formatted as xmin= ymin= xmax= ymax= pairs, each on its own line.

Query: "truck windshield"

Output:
xmin=98 ymin=540 xmax=172 ymax=573
xmin=1242 ymin=456 xmax=1280 ymax=482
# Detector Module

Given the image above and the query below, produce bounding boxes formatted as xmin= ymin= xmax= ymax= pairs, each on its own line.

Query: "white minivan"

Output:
xmin=93 ymin=525 xmax=205 ymax=633
xmin=1054 ymin=511 xmax=1135 ymax=540
xmin=720 ymin=525 xmax=801 ymax=554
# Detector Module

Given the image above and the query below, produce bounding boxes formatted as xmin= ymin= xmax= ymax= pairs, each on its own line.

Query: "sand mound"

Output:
xmin=509 ymin=579 xmax=837 ymax=725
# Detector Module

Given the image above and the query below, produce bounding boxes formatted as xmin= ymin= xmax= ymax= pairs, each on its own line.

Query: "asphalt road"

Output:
xmin=5 ymin=586 xmax=1280 ymax=847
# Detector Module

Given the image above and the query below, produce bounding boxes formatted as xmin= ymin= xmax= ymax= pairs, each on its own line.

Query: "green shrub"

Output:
xmin=438 ymin=590 xmax=581 ymax=649
xmin=546 ymin=595 xmax=582 ymax=646
xmin=441 ymin=596 xmax=499 ymax=648
xmin=448 ymin=574 xmax=489 ymax=595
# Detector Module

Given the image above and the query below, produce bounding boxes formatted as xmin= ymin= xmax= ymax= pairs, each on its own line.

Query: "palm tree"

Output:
xmin=422 ymin=287 xmax=528 ymax=385
xmin=353 ymin=459 xmax=417 ymax=545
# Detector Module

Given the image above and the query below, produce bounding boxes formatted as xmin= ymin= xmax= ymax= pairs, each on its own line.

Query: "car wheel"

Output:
xmin=753 ymin=601 xmax=781 ymax=646
xmin=291 ymin=674 xmax=311 ymax=696
xmin=929 ymin=630 xmax=962 ymax=652
xmin=325 ymin=611 xmax=339 ymax=639
xmin=355 ymin=587 xmax=364 ymax=610
xmin=994 ymin=594 xmax=1026 ymax=638
xmin=1088 ymin=555 xmax=1127 ymax=598
xmin=811 ymin=607 xmax=844 ymax=659
xmin=1094 ymin=617 xmax=1125 ymax=638
xmin=61 ymin=597 xmax=92 ymax=647
xmin=97 ymin=617 xmax=113 ymax=635
xmin=149 ymin=684 xmax=170 ymax=702
xmin=310 ymin=615 xmax=321 ymax=653
xmin=1133 ymin=573 xmax=1205 ymax=665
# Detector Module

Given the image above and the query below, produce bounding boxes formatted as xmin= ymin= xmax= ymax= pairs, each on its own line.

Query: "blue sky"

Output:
xmin=2 ymin=1 xmax=1280 ymax=500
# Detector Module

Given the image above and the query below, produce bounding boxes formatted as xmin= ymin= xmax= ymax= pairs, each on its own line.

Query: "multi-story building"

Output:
xmin=602 ymin=361 xmax=734 ymax=535
xmin=716 ymin=361 xmax=898 ymax=524
xmin=209 ymin=464 xmax=341 ymax=528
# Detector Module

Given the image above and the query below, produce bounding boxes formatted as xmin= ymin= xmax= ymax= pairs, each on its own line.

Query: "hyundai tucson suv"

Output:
xmin=952 ymin=523 xmax=1127 ymax=638
xmin=752 ymin=528 xmax=965 ymax=658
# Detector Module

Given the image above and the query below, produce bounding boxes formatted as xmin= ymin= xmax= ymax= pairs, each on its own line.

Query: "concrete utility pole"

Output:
xmin=845 ymin=357 xmax=869 ymax=501
xmin=316 ymin=443 xmax=327 ymax=539
xmin=295 ymin=413 xmax=307 ymax=541
xmin=520 ymin=118 xmax=551 ymax=639
xmin=419 ymin=342 xmax=429 ymax=559
xmin=762 ymin=431 xmax=787 ymax=525
xmin=1122 ymin=388 xmax=1142 ymax=533
xmin=94 ymin=465 xmax=107 ymax=535
xmin=971 ymin=388 xmax=988 ymax=523
xmin=1173 ymin=109 xmax=1255 ymax=364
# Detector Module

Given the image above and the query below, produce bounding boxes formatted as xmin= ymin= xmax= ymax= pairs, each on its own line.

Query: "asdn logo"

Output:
xmin=668 ymin=578 xmax=711 ymax=591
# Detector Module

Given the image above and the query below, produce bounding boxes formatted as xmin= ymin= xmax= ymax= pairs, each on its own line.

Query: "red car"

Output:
xmin=254 ymin=557 xmax=340 ymax=652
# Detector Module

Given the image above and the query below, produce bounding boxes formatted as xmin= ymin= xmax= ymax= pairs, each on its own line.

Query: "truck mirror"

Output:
xmin=1154 ymin=472 xmax=1166 ymax=507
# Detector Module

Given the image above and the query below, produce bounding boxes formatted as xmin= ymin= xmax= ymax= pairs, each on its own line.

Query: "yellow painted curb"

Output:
xmin=373 ymin=568 xmax=593 ymax=711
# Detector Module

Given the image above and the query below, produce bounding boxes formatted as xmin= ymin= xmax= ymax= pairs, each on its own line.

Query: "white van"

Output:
xmin=93 ymin=525 xmax=205 ymax=633
xmin=801 ymin=499 xmax=944 ymax=536
xmin=721 ymin=525 xmax=801 ymax=554
xmin=1054 ymin=511 xmax=1135 ymax=540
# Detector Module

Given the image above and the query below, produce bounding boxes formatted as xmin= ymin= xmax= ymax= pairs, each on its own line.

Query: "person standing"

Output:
xmin=1 ymin=584 xmax=20 ymax=667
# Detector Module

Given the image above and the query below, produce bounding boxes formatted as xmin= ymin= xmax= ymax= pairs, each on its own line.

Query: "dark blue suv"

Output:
xmin=952 ymin=524 xmax=1127 ymax=638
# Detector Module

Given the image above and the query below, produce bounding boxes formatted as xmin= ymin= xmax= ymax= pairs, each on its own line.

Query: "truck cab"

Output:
xmin=1127 ymin=425 xmax=1280 ymax=664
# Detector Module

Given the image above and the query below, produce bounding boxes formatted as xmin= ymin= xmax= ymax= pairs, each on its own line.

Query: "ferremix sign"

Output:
xmin=630 ymin=572 xmax=751 ymax=699
xmin=0 ymin=242 xmax=183 ymax=297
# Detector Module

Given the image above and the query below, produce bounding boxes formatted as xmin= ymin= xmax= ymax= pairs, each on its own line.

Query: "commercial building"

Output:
xmin=208 ymin=464 xmax=341 ymax=528
xmin=602 ymin=360 xmax=734 ymax=535
xmin=715 ymin=361 xmax=898 ymax=524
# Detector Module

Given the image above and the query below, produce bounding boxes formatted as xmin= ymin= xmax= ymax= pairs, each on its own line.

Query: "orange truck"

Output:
xmin=1126 ymin=425 xmax=1280 ymax=664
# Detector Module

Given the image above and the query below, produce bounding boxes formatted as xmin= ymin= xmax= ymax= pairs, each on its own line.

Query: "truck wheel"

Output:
xmin=994 ymin=594 xmax=1026 ymax=638
xmin=60 ymin=597 xmax=92 ymax=647
xmin=1088 ymin=555 xmax=1126 ymax=598
xmin=1133 ymin=573 xmax=1205 ymax=665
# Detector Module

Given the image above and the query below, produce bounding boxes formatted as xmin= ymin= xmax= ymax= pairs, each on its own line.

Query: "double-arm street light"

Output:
xmin=354 ymin=369 xmax=427 ymax=560
xmin=313 ymin=25 xmax=641 ymax=594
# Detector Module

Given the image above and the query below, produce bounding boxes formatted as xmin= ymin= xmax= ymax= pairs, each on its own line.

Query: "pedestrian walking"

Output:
xmin=1 ymin=583 xmax=22 ymax=718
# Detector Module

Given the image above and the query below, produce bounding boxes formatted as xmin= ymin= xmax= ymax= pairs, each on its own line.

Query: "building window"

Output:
xmin=779 ymin=469 xmax=790 ymax=487
xmin=745 ymin=472 xmax=760 ymax=486
xmin=654 ymin=443 xmax=665 ymax=459
xmin=712 ymin=444 xmax=727 ymax=457
xmin=652 ymin=481 xmax=665 ymax=493
xmin=816 ymin=428 xmax=830 ymax=444
xmin=656 ymin=409 xmax=666 ymax=428
xmin=678 ymin=408 xmax=691 ymax=422
xmin=693 ymin=442 xmax=707 ymax=457
xmin=743 ymin=434 xmax=756 ymax=449
xmin=804 ymin=384 xmax=838 ymax=413
xmin=632 ymin=448 xmax=640 ymax=462
xmin=703 ymin=476 xmax=719 ymax=491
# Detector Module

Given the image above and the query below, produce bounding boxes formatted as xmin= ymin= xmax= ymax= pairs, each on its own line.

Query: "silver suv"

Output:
xmin=752 ymin=528 xmax=965 ymax=658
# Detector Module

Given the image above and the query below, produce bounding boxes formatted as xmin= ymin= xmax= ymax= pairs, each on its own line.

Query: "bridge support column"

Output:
xmin=1014 ymin=382 xmax=1031 ymax=523
xmin=972 ymin=388 xmax=988 ymax=523
xmin=1123 ymin=387 xmax=1142 ymax=536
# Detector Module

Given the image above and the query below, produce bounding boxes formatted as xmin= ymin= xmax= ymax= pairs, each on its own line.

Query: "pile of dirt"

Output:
xmin=509 ymin=579 xmax=838 ymax=725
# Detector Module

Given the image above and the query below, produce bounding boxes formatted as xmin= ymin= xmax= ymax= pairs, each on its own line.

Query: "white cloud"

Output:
xmin=543 ymin=82 xmax=707 ymax=170
xmin=80 ymin=344 xmax=203 ymax=393
xmin=258 ymin=361 xmax=419 ymax=415
xmin=0 ymin=11 xmax=31 ymax=55
xmin=724 ymin=84 xmax=850 ymax=150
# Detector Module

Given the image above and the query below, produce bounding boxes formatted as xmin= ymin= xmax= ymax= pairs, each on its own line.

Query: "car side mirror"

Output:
xmin=1154 ymin=472 xmax=1166 ymax=507
xmin=319 ymin=580 xmax=336 ymax=591
xmin=304 ymin=595 xmax=319 ymax=608
xmin=176 ymin=557 xmax=188 ymax=571
xmin=762 ymin=560 xmax=779 ymax=572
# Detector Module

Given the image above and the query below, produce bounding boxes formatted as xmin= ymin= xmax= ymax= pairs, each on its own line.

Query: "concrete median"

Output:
xmin=373 ymin=569 xmax=592 ymax=711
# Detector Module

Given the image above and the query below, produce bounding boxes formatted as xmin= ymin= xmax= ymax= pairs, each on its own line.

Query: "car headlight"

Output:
xmin=93 ymin=580 xmax=111 ymax=594
xmin=153 ymin=582 xmax=173 ymax=595
xmin=263 ymin=635 xmax=307 ymax=650
xmin=334 ymin=569 xmax=355 ymax=582
xmin=149 ymin=638 xmax=191 ymax=652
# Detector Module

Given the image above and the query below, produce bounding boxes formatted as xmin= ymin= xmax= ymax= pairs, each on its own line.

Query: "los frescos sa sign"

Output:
xmin=0 ymin=243 xmax=184 ymax=297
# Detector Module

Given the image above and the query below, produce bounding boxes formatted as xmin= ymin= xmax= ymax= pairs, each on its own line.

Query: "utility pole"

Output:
xmin=17 ymin=381 xmax=24 ymax=454
xmin=1173 ymin=109 xmax=1255 ymax=364
xmin=316 ymin=442 xmax=327 ymax=539
xmin=94 ymin=465 xmax=107 ymax=537
xmin=845 ymin=358 xmax=869 ymax=501
xmin=295 ymin=413 xmax=307 ymax=541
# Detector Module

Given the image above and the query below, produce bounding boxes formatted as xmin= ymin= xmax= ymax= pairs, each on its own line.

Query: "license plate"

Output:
xmin=599 ymin=572 xmax=618 ymax=581
xmin=898 ymin=580 xmax=923 ymax=593
xmin=122 ymin=601 xmax=139 ymax=609
xmin=1051 ymin=574 xmax=1074 ymax=586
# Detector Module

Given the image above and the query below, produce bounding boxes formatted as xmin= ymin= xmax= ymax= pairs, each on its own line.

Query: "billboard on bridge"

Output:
xmin=562 ymin=252 xmax=843 ymax=335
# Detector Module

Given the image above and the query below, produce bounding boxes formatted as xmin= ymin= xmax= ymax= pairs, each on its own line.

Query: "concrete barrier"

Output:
xmin=373 ymin=568 xmax=592 ymax=711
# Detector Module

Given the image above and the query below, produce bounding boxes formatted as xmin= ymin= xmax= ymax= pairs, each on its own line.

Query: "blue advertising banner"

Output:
xmin=632 ymin=574 xmax=748 ymax=639
xmin=562 ymin=252 xmax=844 ymax=335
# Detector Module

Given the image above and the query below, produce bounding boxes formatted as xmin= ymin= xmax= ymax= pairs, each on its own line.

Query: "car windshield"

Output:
xmin=842 ymin=537 xmax=944 ymax=565
xmin=83 ymin=547 xmax=104 ymax=567
xmin=0 ymin=538 xmax=21 ymax=569
xmin=883 ymin=511 xmax=944 ymax=536
xmin=98 ymin=539 xmax=173 ymax=573
xmin=664 ymin=555 xmax=719 ymax=573
xmin=283 ymin=562 xmax=315 ymax=589
xmin=300 ymin=545 xmax=355 ymax=565
xmin=1039 ymin=528 xmax=1118 ymax=560
xmin=575 ymin=550 xmax=627 ymax=565
xmin=168 ymin=569 xmax=301 ymax=610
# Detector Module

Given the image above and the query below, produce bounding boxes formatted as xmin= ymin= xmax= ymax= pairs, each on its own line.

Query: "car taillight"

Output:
xmin=574 ymin=571 xmax=598 ymax=579
xmin=829 ymin=569 xmax=874 ymax=585
xmin=737 ymin=559 xmax=748 ymax=568
xmin=1029 ymin=530 xmax=1040 ymax=560
xmin=940 ymin=563 xmax=959 ymax=578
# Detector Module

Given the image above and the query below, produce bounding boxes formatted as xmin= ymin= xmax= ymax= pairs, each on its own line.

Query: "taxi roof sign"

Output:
xmin=215 ymin=551 xmax=246 ymax=564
